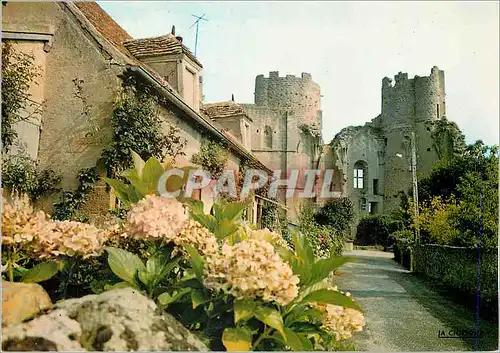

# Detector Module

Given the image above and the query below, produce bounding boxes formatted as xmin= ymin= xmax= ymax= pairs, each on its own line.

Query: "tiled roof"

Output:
xmin=201 ymin=101 xmax=250 ymax=120
xmin=74 ymin=2 xmax=132 ymax=58
xmin=124 ymin=34 xmax=203 ymax=68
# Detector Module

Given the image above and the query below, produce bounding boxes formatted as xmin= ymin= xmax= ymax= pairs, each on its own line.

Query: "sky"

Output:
xmin=99 ymin=1 xmax=499 ymax=145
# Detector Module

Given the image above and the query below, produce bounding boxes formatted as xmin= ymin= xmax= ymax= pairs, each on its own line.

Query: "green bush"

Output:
xmin=2 ymin=154 xmax=62 ymax=201
xmin=298 ymin=202 xmax=344 ymax=258
xmin=413 ymin=244 xmax=498 ymax=315
xmin=315 ymin=198 xmax=354 ymax=236
xmin=415 ymin=141 xmax=498 ymax=247
xmin=355 ymin=215 xmax=403 ymax=247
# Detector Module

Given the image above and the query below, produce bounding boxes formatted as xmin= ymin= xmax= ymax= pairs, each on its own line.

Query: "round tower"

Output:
xmin=253 ymin=71 xmax=321 ymax=128
xmin=381 ymin=66 xmax=446 ymax=213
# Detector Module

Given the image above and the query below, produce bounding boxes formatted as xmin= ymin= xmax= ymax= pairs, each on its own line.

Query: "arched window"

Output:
xmin=353 ymin=160 xmax=367 ymax=189
xmin=264 ymin=125 xmax=272 ymax=149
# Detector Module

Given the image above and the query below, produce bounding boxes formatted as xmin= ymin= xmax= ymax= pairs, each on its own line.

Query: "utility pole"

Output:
xmin=190 ymin=14 xmax=208 ymax=56
xmin=410 ymin=131 xmax=420 ymax=244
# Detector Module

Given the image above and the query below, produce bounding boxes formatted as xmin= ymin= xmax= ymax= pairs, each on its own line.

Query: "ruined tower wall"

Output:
xmin=381 ymin=67 xmax=445 ymax=212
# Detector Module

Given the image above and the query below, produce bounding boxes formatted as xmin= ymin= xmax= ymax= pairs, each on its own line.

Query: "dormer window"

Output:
xmin=124 ymin=32 xmax=203 ymax=111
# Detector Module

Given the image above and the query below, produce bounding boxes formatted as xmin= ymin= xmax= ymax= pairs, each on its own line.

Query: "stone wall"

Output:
xmin=2 ymin=2 xmax=123 ymax=190
xmin=328 ymin=125 xmax=385 ymax=236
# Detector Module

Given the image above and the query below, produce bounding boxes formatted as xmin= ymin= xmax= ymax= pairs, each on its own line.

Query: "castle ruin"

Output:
xmin=205 ymin=66 xmax=448 ymax=229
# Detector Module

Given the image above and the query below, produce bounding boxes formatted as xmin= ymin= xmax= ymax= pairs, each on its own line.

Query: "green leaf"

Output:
xmin=214 ymin=219 xmax=239 ymax=241
xmin=284 ymin=305 xmax=323 ymax=326
xmin=184 ymin=198 xmax=205 ymax=215
xmin=142 ymin=156 xmax=165 ymax=193
xmin=222 ymin=327 xmax=252 ymax=351
xmin=121 ymin=168 xmax=141 ymax=186
xmin=255 ymin=305 xmax=285 ymax=338
xmin=157 ymin=287 xmax=191 ymax=307
xmin=191 ymin=213 xmax=217 ymax=233
xmin=289 ymin=322 xmax=322 ymax=334
xmin=125 ymin=184 xmax=144 ymax=204
xmin=283 ymin=328 xmax=303 ymax=351
xmin=297 ymin=333 xmax=313 ymax=350
xmin=301 ymin=289 xmax=362 ymax=312
xmin=234 ymin=299 xmax=256 ymax=323
xmin=145 ymin=249 xmax=178 ymax=286
xmin=21 ymin=262 xmax=58 ymax=283
xmin=191 ymin=289 xmax=209 ymax=309
xmin=293 ymin=231 xmax=315 ymax=266
xmin=138 ymin=269 xmax=153 ymax=286
xmin=130 ymin=150 xmax=145 ymax=177
xmin=291 ymin=231 xmax=314 ymax=285
xmin=212 ymin=201 xmax=225 ymax=220
xmin=104 ymin=281 xmax=132 ymax=291
xmin=105 ymin=247 xmax=145 ymax=286
xmin=105 ymin=178 xmax=132 ymax=205
xmin=310 ymin=257 xmax=351 ymax=285
xmin=12 ymin=265 xmax=29 ymax=278
xmin=295 ymin=280 xmax=331 ymax=304
xmin=183 ymin=245 xmax=205 ymax=282
xmin=221 ymin=201 xmax=248 ymax=221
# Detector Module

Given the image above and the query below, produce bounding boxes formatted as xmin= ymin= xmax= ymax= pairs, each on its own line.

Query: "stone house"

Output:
xmin=1 ymin=1 xmax=278 ymax=223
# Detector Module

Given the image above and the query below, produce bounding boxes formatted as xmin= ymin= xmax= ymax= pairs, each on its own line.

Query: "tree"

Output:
xmin=314 ymin=197 xmax=354 ymax=236
xmin=415 ymin=140 xmax=498 ymax=247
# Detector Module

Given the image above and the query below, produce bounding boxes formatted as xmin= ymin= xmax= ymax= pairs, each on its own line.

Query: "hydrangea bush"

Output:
xmin=1 ymin=152 xmax=365 ymax=351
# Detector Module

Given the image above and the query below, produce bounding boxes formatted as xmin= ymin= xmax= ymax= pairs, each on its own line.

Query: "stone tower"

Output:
xmin=381 ymin=66 xmax=446 ymax=212
xmin=241 ymin=71 xmax=324 ymax=221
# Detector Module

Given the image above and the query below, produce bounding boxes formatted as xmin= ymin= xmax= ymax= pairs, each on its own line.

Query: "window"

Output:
xmin=184 ymin=67 xmax=196 ymax=108
xmin=360 ymin=198 xmax=367 ymax=211
xmin=264 ymin=125 xmax=272 ymax=149
xmin=353 ymin=160 xmax=367 ymax=189
xmin=369 ymin=202 xmax=378 ymax=215
xmin=373 ymin=179 xmax=379 ymax=195
xmin=437 ymin=104 xmax=439 ymax=118
xmin=354 ymin=168 xmax=363 ymax=189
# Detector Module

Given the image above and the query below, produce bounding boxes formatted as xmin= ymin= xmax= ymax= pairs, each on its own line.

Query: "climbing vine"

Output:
xmin=429 ymin=117 xmax=466 ymax=160
xmin=1 ymin=42 xmax=42 ymax=151
xmin=73 ymin=77 xmax=100 ymax=138
xmin=298 ymin=123 xmax=321 ymax=139
xmin=191 ymin=138 xmax=229 ymax=178
xmin=101 ymin=73 xmax=187 ymax=176
xmin=52 ymin=167 xmax=100 ymax=221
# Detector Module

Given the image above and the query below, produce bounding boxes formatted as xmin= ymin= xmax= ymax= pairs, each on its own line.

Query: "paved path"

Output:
xmin=335 ymin=250 xmax=498 ymax=351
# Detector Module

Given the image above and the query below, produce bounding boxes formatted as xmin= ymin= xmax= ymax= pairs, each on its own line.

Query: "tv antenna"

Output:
xmin=190 ymin=13 xmax=208 ymax=56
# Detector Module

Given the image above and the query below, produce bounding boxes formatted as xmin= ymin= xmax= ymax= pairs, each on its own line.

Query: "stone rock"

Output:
xmin=2 ymin=281 xmax=52 ymax=326
xmin=2 ymin=288 xmax=209 ymax=351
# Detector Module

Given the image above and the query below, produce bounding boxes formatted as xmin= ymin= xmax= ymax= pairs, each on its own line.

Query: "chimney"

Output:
xmin=171 ymin=25 xmax=176 ymax=36
xmin=231 ymin=94 xmax=234 ymax=102
xmin=176 ymin=36 xmax=183 ymax=43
